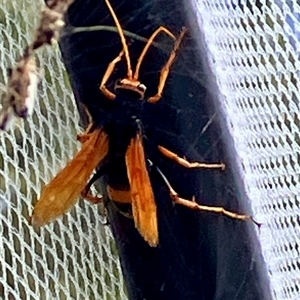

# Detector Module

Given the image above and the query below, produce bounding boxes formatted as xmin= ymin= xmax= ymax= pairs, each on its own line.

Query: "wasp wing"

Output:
xmin=31 ymin=128 xmax=109 ymax=226
xmin=125 ymin=133 xmax=158 ymax=246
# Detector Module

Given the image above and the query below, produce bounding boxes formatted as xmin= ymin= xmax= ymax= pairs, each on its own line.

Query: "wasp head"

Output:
xmin=115 ymin=78 xmax=147 ymax=100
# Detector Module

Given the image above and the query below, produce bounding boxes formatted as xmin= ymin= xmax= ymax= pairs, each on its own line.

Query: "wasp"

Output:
xmin=31 ymin=0 xmax=259 ymax=246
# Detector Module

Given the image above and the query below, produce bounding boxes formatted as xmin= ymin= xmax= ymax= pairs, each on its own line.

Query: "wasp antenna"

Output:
xmin=104 ymin=0 xmax=132 ymax=79
xmin=134 ymin=26 xmax=176 ymax=80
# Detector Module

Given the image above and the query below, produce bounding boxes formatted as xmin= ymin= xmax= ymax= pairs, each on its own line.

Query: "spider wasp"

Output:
xmin=31 ymin=0 xmax=259 ymax=246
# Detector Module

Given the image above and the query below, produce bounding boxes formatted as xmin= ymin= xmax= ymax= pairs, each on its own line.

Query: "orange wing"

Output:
xmin=31 ymin=128 xmax=109 ymax=227
xmin=125 ymin=133 xmax=158 ymax=246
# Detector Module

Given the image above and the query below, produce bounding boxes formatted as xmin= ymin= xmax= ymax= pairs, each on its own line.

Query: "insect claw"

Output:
xmin=251 ymin=217 xmax=262 ymax=229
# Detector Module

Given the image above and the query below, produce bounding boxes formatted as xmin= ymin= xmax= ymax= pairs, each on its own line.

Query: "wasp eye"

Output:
xmin=137 ymin=84 xmax=146 ymax=93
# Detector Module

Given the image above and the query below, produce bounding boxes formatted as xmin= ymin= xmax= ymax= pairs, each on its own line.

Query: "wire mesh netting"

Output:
xmin=0 ymin=1 xmax=126 ymax=299
xmin=193 ymin=1 xmax=300 ymax=300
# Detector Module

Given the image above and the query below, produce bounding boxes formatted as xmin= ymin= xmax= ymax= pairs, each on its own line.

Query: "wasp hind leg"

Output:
xmin=81 ymin=161 xmax=112 ymax=226
xmin=153 ymin=164 xmax=261 ymax=227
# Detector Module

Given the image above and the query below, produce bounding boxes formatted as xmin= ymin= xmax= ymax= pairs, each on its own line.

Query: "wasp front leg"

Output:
xmin=99 ymin=50 xmax=125 ymax=100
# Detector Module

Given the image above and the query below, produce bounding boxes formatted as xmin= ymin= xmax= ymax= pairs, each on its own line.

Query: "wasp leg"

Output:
xmin=77 ymin=124 xmax=96 ymax=143
xmin=77 ymin=126 xmax=94 ymax=143
xmin=81 ymin=160 xmax=110 ymax=204
xmin=134 ymin=26 xmax=176 ymax=80
xmin=99 ymin=50 xmax=124 ymax=100
xmin=77 ymin=106 xmax=95 ymax=143
xmin=154 ymin=165 xmax=261 ymax=227
xmin=158 ymin=145 xmax=225 ymax=170
xmin=148 ymin=27 xmax=187 ymax=103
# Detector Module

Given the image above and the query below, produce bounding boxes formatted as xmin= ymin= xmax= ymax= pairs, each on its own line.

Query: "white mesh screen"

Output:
xmin=193 ymin=1 xmax=300 ymax=300
xmin=0 ymin=1 xmax=126 ymax=299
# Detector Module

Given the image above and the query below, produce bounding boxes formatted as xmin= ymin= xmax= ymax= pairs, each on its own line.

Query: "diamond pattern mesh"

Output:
xmin=0 ymin=1 xmax=126 ymax=299
xmin=193 ymin=1 xmax=300 ymax=299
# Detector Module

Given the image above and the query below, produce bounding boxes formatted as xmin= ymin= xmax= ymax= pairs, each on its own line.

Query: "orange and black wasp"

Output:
xmin=31 ymin=0 xmax=259 ymax=246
